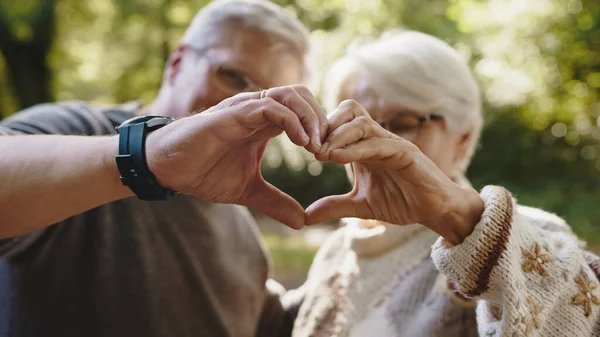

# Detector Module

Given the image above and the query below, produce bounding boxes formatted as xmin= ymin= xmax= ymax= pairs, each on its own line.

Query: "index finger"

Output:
xmin=262 ymin=86 xmax=324 ymax=153
xmin=327 ymin=99 xmax=370 ymax=134
xmin=291 ymin=85 xmax=329 ymax=144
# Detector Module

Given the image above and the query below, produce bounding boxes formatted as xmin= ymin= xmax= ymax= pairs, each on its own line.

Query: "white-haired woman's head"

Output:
xmin=324 ymin=30 xmax=482 ymax=180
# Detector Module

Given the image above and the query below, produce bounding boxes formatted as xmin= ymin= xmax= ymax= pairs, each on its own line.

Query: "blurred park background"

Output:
xmin=1 ymin=0 xmax=600 ymax=287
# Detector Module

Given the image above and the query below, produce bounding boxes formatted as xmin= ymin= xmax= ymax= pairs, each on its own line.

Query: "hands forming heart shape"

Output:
xmin=146 ymin=85 xmax=484 ymax=244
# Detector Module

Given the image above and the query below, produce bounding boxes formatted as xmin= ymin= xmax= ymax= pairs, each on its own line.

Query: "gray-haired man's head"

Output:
xmin=154 ymin=0 xmax=310 ymax=118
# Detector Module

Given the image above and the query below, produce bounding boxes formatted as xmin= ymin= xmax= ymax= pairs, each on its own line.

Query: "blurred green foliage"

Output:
xmin=262 ymin=233 xmax=319 ymax=287
xmin=1 ymin=0 xmax=599 ymax=242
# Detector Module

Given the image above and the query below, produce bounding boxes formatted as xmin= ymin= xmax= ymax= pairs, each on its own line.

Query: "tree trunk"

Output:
xmin=2 ymin=41 xmax=53 ymax=109
xmin=0 ymin=0 xmax=56 ymax=111
xmin=0 ymin=93 xmax=4 ymax=120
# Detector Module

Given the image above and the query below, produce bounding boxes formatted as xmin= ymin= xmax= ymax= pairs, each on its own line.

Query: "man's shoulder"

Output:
xmin=1 ymin=100 xmax=138 ymax=136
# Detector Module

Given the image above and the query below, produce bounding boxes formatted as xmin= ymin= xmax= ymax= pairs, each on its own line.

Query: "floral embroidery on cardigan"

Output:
xmin=521 ymin=242 xmax=554 ymax=276
xmin=490 ymin=305 xmax=503 ymax=321
xmin=521 ymin=297 xmax=544 ymax=335
xmin=572 ymin=271 xmax=600 ymax=317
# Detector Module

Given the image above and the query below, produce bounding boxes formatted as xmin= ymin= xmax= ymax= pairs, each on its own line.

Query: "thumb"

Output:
xmin=244 ymin=179 xmax=305 ymax=230
xmin=305 ymin=194 xmax=358 ymax=226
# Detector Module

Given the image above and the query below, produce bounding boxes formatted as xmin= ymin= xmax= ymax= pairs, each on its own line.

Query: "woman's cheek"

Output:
xmin=416 ymin=134 xmax=455 ymax=175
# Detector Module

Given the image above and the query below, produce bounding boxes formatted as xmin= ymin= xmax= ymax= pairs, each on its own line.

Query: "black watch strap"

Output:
xmin=115 ymin=116 xmax=175 ymax=201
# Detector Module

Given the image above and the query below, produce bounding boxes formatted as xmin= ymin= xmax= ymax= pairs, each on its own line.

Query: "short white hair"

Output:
xmin=181 ymin=0 xmax=310 ymax=79
xmin=323 ymin=30 xmax=482 ymax=173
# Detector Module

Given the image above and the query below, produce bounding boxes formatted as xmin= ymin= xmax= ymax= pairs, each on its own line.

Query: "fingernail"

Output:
xmin=313 ymin=135 xmax=322 ymax=148
xmin=319 ymin=142 xmax=329 ymax=154
xmin=302 ymin=133 xmax=310 ymax=145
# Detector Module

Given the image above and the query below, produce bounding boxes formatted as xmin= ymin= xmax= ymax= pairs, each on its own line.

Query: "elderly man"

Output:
xmin=0 ymin=1 xmax=327 ymax=336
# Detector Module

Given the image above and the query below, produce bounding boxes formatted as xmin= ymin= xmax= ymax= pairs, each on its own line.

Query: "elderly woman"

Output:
xmin=291 ymin=31 xmax=600 ymax=336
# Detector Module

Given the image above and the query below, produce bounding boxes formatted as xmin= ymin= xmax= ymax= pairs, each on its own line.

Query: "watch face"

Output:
xmin=146 ymin=117 xmax=175 ymax=130
xmin=116 ymin=116 xmax=174 ymax=132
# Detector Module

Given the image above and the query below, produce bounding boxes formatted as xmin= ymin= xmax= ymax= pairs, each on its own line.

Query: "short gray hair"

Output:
xmin=181 ymin=0 xmax=310 ymax=79
xmin=323 ymin=30 xmax=482 ymax=173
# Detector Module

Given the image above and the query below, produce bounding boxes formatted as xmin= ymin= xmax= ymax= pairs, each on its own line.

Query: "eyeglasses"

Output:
xmin=185 ymin=45 xmax=262 ymax=95
xmin=378 ymin=112 xmax=443 ymax=142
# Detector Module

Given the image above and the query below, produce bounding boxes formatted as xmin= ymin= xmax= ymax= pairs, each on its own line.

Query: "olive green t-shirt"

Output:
xmin=0 ymin=101 xmax=294 ymax=337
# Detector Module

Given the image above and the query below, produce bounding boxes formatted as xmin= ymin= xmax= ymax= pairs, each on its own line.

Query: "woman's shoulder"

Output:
xmin=516 ymin=204 xmax=572 ymax=233
xmin=305 ymin=223 xmax=351 ymax=278
xmin=314 ymin=224 xmax=349 ymax=260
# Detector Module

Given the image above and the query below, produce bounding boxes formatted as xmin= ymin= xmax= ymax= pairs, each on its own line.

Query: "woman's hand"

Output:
xmin=146 ymin=85 xmax=328 ymax=230
xmin=307 ymin=100 xmax=484 ymax=244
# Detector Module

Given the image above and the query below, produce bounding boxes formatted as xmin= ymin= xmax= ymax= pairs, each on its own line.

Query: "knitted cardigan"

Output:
xmin=290 ymin=186 xmax=600 ymax=337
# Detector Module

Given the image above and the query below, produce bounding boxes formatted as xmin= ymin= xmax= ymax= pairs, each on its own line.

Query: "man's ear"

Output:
xmin=165 ymin=45 xmax=186 ymax=86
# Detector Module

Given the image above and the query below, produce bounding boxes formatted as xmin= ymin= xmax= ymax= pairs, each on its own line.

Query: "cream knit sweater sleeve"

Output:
xmin=431 ymin=185 xmax=600 ymax=337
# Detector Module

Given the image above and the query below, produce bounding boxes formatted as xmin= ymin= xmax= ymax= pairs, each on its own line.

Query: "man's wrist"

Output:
xmin=113 ymin=115 xmax=176 ymax=200
xmin=101 ymin=136 xmax=135 ymax=200
xmin=143 ymin=124 xmax=175 ymax=190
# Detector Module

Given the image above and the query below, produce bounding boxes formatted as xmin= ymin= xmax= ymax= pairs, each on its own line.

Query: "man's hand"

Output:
xmin=146 ymin=85 xmax=328 ymax=229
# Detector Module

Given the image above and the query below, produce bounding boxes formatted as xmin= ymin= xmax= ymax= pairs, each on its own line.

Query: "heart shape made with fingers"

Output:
xmin=253 ymin=99 xmax=430 ymax=229
xmin=255 ymin=98 xmax=467 ymax=239
xmin=153 ymin=85 xmax=462 ymax=234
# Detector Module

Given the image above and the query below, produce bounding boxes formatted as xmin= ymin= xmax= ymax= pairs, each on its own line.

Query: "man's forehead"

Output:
xmin=206 ymin=29 xmax=303 ymax=87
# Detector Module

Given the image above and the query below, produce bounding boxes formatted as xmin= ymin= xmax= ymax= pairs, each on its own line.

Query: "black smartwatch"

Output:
xmin=115 ymin=115 xmax=175 ymax=201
